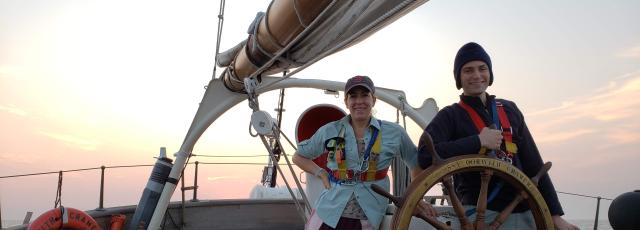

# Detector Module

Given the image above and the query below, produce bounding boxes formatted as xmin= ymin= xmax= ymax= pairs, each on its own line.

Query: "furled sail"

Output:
xmin=217 ymin=0 xmax=429 ymax=92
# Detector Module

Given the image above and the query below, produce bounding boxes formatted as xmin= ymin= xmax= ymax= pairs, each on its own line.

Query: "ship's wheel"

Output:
xmin=372 ymin=134 xmax=555 ymax=230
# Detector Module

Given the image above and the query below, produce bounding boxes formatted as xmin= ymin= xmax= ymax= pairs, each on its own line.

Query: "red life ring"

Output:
xmin=295 ymin=104 xmax=346 ymax=172
xmin=27 ymin=206 xmax=102 ymax=230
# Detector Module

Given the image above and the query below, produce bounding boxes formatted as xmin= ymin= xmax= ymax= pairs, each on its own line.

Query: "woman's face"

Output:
xmin=345 ymin=87 xmax=376 ymax=122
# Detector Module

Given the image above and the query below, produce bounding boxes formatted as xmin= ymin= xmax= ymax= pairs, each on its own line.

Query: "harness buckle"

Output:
xmin=341 ymin=180 xmax=357 ymax=186
xmin=340 ymin=171 xmax=363 ymax=186
xmin=501 ymin=126 xmax=513 ymax=135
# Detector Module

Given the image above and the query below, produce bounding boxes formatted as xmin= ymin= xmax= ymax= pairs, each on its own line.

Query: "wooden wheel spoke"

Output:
xmin=371 ymin=184 xmax=450 ymax=230
xmin=371 ymin=184 xmax=404 ymax=208
xmin=531 ymin=162 xmax=552 ymax=185
xmin=488 ymin=190 xmax=527 ymax=230
xmin=488 ymin=162 xmax=552 ymax=230
xmin=475 ymin=170 xmax=493 ymax=230
xmin=421 ymin=132 xmax=444 ymax=166
xmin=442 ymin=176 xmax=473 ymax=230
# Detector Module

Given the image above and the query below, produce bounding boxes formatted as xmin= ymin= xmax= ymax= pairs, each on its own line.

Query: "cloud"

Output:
xmin=0 ymin=65 xmax=21 ymax=77
xmin=535 ymin=129 xmax=595 ymax=144
xmin=0 ymin=104 xmax=28 ymax=116
xmin=0 ymin=154 xmax=45 ymax=166
xmin=38 ymin=131 xmax=100 ymax=151
xmin=529 ymin=72 xmax=640 ymax=145
xmin=618 ymin=45 xmax=640 ymax=58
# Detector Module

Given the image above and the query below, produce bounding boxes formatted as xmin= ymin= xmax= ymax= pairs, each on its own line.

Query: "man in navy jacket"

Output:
xmin=418 ymin=42 xmax=579 ymax=230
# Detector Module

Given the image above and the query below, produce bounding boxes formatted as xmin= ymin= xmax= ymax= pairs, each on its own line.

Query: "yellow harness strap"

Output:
xmin=336 ymin=127 xmax=348 ymax=179
xmin=365 ymin=131 xmax=382 ymax=181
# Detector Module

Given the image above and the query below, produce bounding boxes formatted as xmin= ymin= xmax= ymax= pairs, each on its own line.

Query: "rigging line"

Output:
xmin=193 ymin=154 xmax=270 ymax=158
xmin=402 ymin=109 xmax=407 ymax=129
xmin=54 ymin=171 xmax=63 ymax=208
xmin=267 ymin=119 xmax=310 ymax=213
xmin=196 ymin=162 xmax=272 ymax=165
xmin=256 ymin=118 xmax=309 ymax=212
xmin=272 ymin=132 xmax=311 ymax=213
xmin=257 ymin=134 xmax=309 ymax=222
xmin=248 ymin=120 xmax=259 ymax=137
xmin=269 ymin=71 xmax=288 ymax=158
xmin=399 ymin=97 xmax=408 ymax=129
xmin=105 ymin=164 xmax=154 ymax=169
xmin=264 ymin=71 xmax=289 ymax=186
xmin=260 ymin=0 xmax=418 ymax=90
xmin=0 ymin=167 xmax=102 ymax=179
xmin=278 ymin=125 xmax=298 ymax=151
xmin=557 ymin=191 xmax=614 ymax=201
xmin=274 ymin=71 xmax=287 ymax=131
xmin=211 ymin=0 xmax=226 ymax=80
xmin=246 ymin=0 xmax=338 ymax=81
xmin=292 ymin=0 xmax=310 ymax=28
xmin=180 ymin=153 xmax=194 ymax=183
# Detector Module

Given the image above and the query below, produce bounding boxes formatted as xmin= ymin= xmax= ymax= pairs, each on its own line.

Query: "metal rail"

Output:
xmin=0 ymin=161 xmax=616 ymax=229
xmin=557 ymin=191 xmax=613 ymax=229
xmin=0 ymin=159 xmax=297 ymax=228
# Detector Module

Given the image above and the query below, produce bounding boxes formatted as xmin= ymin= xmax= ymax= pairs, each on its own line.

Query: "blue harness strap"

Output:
xmin=464 ymin=100 xmax=504 ymax=217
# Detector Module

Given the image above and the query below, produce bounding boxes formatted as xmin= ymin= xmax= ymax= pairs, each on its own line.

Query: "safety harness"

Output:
xmin=459 ymin=100 xmax=520 ymax=216
xmin=327 ymin=120 xmax=387 ymax=184
xmin=458 ymin=100 xmax=518 ymax=162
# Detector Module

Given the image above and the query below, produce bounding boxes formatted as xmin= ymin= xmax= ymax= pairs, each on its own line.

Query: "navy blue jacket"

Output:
xmin=418 ymin=94 xmax=564 ymax=215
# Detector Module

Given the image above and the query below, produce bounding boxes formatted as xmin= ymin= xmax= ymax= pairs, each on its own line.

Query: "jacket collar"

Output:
xmin=459 ymin=92 xmax=496 ymax=109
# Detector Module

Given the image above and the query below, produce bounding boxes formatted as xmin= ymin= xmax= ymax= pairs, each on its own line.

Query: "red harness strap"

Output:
xmin=458 ymin=101 xmax=486 ymax=132
xmin=496 ymin=104 xmax=516 ymax=153
xmin=458 ymin=100 xmax=517 ymax=155
xmin=331 ymin=167 xmax=389 ymax=182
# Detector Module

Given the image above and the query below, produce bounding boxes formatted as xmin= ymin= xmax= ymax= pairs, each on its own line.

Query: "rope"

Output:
xmin=274 ymin=135 xmax=312 ymax=213
xmin=211 ymin=0 xmax=226 ymax=80
xmin=558 ymin=191 xmax=613 ymax=201
xmin=54 ymin=171 xmax=62 ymax=208
xmin=398 ymin=96 xmax=408 ymax=129
xmin=248 ymin=121 xmax=259 ymax=137
xmin=256 ymin=134 xmax=309 ymax=222
xmin=279 ymin=129 xmax=298 ymax=151
xmin=292 ymin=0 xmax=309 ymax=28
xmin=197 ymin=162 xmax=275 ymax=165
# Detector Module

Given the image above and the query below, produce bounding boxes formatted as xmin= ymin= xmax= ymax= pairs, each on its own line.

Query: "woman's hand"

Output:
xmin=413 ymin=200 xmax=438 ymax=218
xmin=319 ymin=171 xmax=331 ymax=189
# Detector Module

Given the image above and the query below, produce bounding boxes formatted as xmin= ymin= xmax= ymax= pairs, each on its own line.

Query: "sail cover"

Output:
xmin=217 ymin=0 xmax=429 ymax=92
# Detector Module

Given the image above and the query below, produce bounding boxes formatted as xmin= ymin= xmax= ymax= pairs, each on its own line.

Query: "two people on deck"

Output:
xmin=293 ymin=42 xmax=578 ymax=230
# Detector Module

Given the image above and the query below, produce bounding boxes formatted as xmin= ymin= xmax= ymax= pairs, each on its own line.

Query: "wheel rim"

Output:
xmin=392 ymin=155 xmax=554 ymax=230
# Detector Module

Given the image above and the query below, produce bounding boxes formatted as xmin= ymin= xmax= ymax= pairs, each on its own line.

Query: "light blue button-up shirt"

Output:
xmin=297 ymin=115 xmax=419 ymax=228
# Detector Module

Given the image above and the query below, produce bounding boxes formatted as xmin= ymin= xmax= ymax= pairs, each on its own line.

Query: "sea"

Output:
xmin=570 ymin=219 xmax=613 ymax=230
xmin=2 ymin=219 xmax=614 ymax=229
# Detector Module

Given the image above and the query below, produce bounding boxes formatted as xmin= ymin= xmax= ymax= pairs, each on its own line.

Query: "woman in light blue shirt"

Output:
xmin=293 ymin=75 xmax=435 ymax=230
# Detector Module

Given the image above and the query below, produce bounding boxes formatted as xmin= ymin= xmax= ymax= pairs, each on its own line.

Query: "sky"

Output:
xmin=1 ymin=0 xmax=639 ymax=225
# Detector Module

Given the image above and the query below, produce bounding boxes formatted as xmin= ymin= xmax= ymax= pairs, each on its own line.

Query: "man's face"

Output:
xmin=345 ymin=87 xmax=376 ymax=122
xmin=460 ymin=60 xmax=491 ymax=96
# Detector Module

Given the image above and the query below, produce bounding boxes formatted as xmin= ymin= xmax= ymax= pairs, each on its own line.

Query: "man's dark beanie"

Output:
xmin=453 ymin=42 xmax=493 ymax=89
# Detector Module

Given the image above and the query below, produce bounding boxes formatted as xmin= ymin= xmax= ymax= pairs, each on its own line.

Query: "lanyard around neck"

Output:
xmin=362 ymin=120 xmax=382 ymax=161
